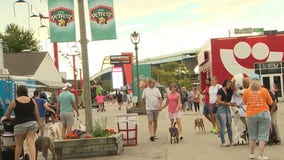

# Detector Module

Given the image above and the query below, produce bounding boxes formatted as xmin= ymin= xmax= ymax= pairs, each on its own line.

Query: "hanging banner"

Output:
xmin=88 ymin=0 xmax=117 ymax=41
xmin=48 ymin=0 xmax=76 ymax=42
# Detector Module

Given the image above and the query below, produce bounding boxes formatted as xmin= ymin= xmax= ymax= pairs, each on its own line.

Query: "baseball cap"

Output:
xmin=62 ymin=83 xmax=72 ymax=90
xmin=250 ymin=73 xmax=260 ymax=80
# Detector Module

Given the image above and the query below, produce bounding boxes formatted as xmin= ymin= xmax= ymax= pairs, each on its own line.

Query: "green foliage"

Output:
xmin=151 ymin=62 xmax=193 ymax=89
xmin=100 ymin=79 xmax=112 ymax=92
xmin=1 ymin=23 xmax=40 ymax=53
xmin=93 ymin=116 xmax=113 ymax=137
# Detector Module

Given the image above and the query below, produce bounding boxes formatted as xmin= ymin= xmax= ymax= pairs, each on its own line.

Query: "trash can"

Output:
xmin=116 ymin=113 xmax=138 ymax=146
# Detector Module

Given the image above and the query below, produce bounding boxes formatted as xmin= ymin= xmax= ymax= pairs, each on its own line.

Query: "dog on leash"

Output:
xmin=169 ymin=122 xmax=179 ymax=144
xmin=48 ymin=122 xmax=61 ymax=141
xmin=35 ymin=136 xmax=57 ymax=160
xmin=194 ymin=118 xmax=206 ymax=132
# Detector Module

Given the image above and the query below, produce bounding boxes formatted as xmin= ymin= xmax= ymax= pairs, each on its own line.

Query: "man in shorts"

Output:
xmin=58 ymin=83 xmax=79 ymax=138
xmin=142 ymin=79 xmax=163 ymax=141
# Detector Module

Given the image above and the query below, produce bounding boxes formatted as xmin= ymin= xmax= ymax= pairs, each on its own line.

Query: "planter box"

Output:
xmin=54 ymin=133 xmax=124 ymax=159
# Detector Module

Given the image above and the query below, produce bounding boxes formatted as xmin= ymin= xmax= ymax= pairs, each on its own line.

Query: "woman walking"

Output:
xmin=161 ymin=83 xmax=183 ymax=140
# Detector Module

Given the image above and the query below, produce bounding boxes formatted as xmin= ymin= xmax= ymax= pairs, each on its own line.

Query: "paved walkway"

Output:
xmin=40 ymin=101 xmax=284 ymax=160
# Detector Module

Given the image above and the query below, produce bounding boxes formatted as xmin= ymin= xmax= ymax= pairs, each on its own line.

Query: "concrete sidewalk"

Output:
xmin=67 ymin=101 xmax=284 ymax=160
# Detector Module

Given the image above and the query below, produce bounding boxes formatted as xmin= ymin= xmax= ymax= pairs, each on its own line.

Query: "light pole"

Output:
xmin=67 ymin=46 xmax=80 ymax=102
xmin=131 ymin=31 xmax=140 ymax=107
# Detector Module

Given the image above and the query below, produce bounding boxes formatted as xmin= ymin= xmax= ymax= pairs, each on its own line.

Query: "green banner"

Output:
xmin=88 ymin=0 xmax=117 ymax=41
xmin=48 ymin=0 xmax=76 ymax=42
xmin=132 ymin=64 xmax=152 ymax=98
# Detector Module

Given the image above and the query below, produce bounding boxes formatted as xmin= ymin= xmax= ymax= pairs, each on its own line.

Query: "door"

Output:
xmin=261 ymin=74 xmax=283 ymax=99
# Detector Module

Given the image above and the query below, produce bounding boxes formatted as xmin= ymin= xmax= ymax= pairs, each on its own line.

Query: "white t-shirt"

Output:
xmin=209 ymin=84 xmax=222 ymax=104
xmin=141 ymin=87 xmax=162 ymax=110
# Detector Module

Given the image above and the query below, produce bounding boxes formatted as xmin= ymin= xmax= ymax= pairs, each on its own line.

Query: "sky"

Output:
xmin=1 ymin=0 xmax=284 ymax=79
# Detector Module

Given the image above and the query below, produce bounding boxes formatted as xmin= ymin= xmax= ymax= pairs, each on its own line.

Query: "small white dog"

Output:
xmin=48 ymin=122 xmax=61 ymax=141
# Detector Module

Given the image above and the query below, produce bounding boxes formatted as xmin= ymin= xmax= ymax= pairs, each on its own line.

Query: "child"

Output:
xmin=96 ymin=93 xmax=105 ymax=112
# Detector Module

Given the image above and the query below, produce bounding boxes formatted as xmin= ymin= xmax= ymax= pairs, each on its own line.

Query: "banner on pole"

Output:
xmin=48 ymin=0 xmax=76 ymax=42
xmin=88 ymin=0 xmax=117 ymax=41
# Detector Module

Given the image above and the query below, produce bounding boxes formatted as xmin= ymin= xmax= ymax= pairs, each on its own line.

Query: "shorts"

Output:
xmin=168 ymin=111 xmax=181 ymax=120
xmin=48 ymin=106 xmax=57 ymax=114
xmin=203 ymin=103 xmax=211 ymax=115
xmin=60 ymin=112 xmax=75 ymax=126
xmin=210 ymin=103 xmax=218 ymax=114
xmin=146 ymin=110 xmax=159 ymax=121
xmin=247 ymin=111 xmax=271 ymax=141
xmin=14 ymin=121 xmax=38 ymax=135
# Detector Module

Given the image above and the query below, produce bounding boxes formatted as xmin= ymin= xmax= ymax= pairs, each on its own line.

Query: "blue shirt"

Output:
xmin=34 ymin=98 xmax=47 ymax=117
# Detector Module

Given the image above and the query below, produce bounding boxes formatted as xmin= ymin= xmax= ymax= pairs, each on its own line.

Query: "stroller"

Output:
xmin=0 ymin=117 xmax=29 ymax=160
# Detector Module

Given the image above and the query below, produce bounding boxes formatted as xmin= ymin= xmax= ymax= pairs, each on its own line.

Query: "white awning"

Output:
xmin=39 ymin=80 xmax=64 ymax=89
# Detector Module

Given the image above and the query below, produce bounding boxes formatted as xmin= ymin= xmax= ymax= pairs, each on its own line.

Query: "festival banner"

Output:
xmin=48 ymin=0 xmax=76 ymax=42
xmin=88 ymin=0 xmax=117 ymax=41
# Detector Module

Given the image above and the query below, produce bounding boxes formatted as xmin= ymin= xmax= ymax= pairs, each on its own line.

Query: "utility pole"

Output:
xmin=77 ymin=0 xmax=93 ymax=134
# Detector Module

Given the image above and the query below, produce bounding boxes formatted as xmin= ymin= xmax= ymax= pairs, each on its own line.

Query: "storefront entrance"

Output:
xmin=261 ymin=74 xmax=283 ymax=99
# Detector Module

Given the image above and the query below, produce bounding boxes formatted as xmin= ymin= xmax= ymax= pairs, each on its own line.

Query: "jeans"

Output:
xmin=217 ymin=106 xmax=233 ymax=144
xmin=188 ymin=101 xmax=193 ymax=111
xmin=193 ymin=102 xmax=200 ymax=112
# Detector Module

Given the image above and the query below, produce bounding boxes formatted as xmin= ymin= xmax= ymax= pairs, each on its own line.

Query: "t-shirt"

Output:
xmin=243 ymin=87 xmax=273 ymax=117
xmin=209 ymin=84 xmax=222 ymax=104
xmin=58 ymin=91 xmax=75 ymax=113
xmin=96 ymin=95 xmax=104 ymax=104
xmin=34 ymin=97 xmax=47 ymax=117
xmin=141 ymin=87 xmax=162 ymax=110
xmin=202 ymin=86 xmax=210 ymax=104
xmin=217 ymin=88 xmax=233 ymax=103
xmin=180 ymin=91 xmax=188 ymax=103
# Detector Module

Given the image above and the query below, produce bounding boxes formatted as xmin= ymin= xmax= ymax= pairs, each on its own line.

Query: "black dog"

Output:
xmin=35 ymin=136 xmax=57 ymax=160
xmin=169 ymin=122 xmax=179 ymax=144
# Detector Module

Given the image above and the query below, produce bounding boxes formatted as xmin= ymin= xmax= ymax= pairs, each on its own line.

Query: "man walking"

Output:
xmin=142 ymin=79 xmax=163 ymax=141
xmin=58 ymin=83 xmax=79 ymax=138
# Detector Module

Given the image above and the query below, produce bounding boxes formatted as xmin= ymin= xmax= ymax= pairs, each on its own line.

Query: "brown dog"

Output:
xmin=194 ymin=118 xmax=206 ymax=132
xmin=35 ymin=136 xmax=57 ymax=160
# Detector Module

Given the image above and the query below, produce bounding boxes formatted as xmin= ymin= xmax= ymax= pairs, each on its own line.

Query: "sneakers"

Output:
xmin=211 ymin=127 xmax=217 ymax=133
xmin=150 ymin=136 xmax=155 ymax=141
xmin=249 ymin=154 xmax=257 ymax=159
xmin=258 ymin=155 xmax=269 ymax=160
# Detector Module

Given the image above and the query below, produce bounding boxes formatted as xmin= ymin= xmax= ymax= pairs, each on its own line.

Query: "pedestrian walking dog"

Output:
xmin=194 ymin=118 xmax=206 ymax=132
xmin=169 ymin=122 xmax=179 ymax=143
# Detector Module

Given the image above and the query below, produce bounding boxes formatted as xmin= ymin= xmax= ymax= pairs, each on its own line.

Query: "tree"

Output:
xmin=152 ymin=62 xmax=192 ymax=89
xmin=0 ymin=23 xmax=40 ymax=53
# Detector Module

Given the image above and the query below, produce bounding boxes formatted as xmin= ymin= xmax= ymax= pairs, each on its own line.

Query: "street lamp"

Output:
xmin=67 ymin=46 xmax=80 ymax=102
xmin=131 ymin=31 xmax=140 ymax=107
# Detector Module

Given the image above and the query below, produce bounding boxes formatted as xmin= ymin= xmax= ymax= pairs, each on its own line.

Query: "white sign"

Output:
xmin=112 ymin=66 xmax=123 ymax=89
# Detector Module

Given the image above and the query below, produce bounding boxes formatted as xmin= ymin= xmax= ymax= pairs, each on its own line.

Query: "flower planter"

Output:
xmin=53 ymin=133 xmax=123 ymax=159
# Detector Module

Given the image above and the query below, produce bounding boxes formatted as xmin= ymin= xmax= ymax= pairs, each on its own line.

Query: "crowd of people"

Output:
xmin=141 ymin=74 xmax=281 ymax=160
xmin=1 ymin=73 xmax=282 ymax=160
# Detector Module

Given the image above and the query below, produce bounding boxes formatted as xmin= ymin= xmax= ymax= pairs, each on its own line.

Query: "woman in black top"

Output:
xmin=216 ymin=79 xmax=235 ymax=147
xmin=5 ymin=85 xmax=40 ymax=160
